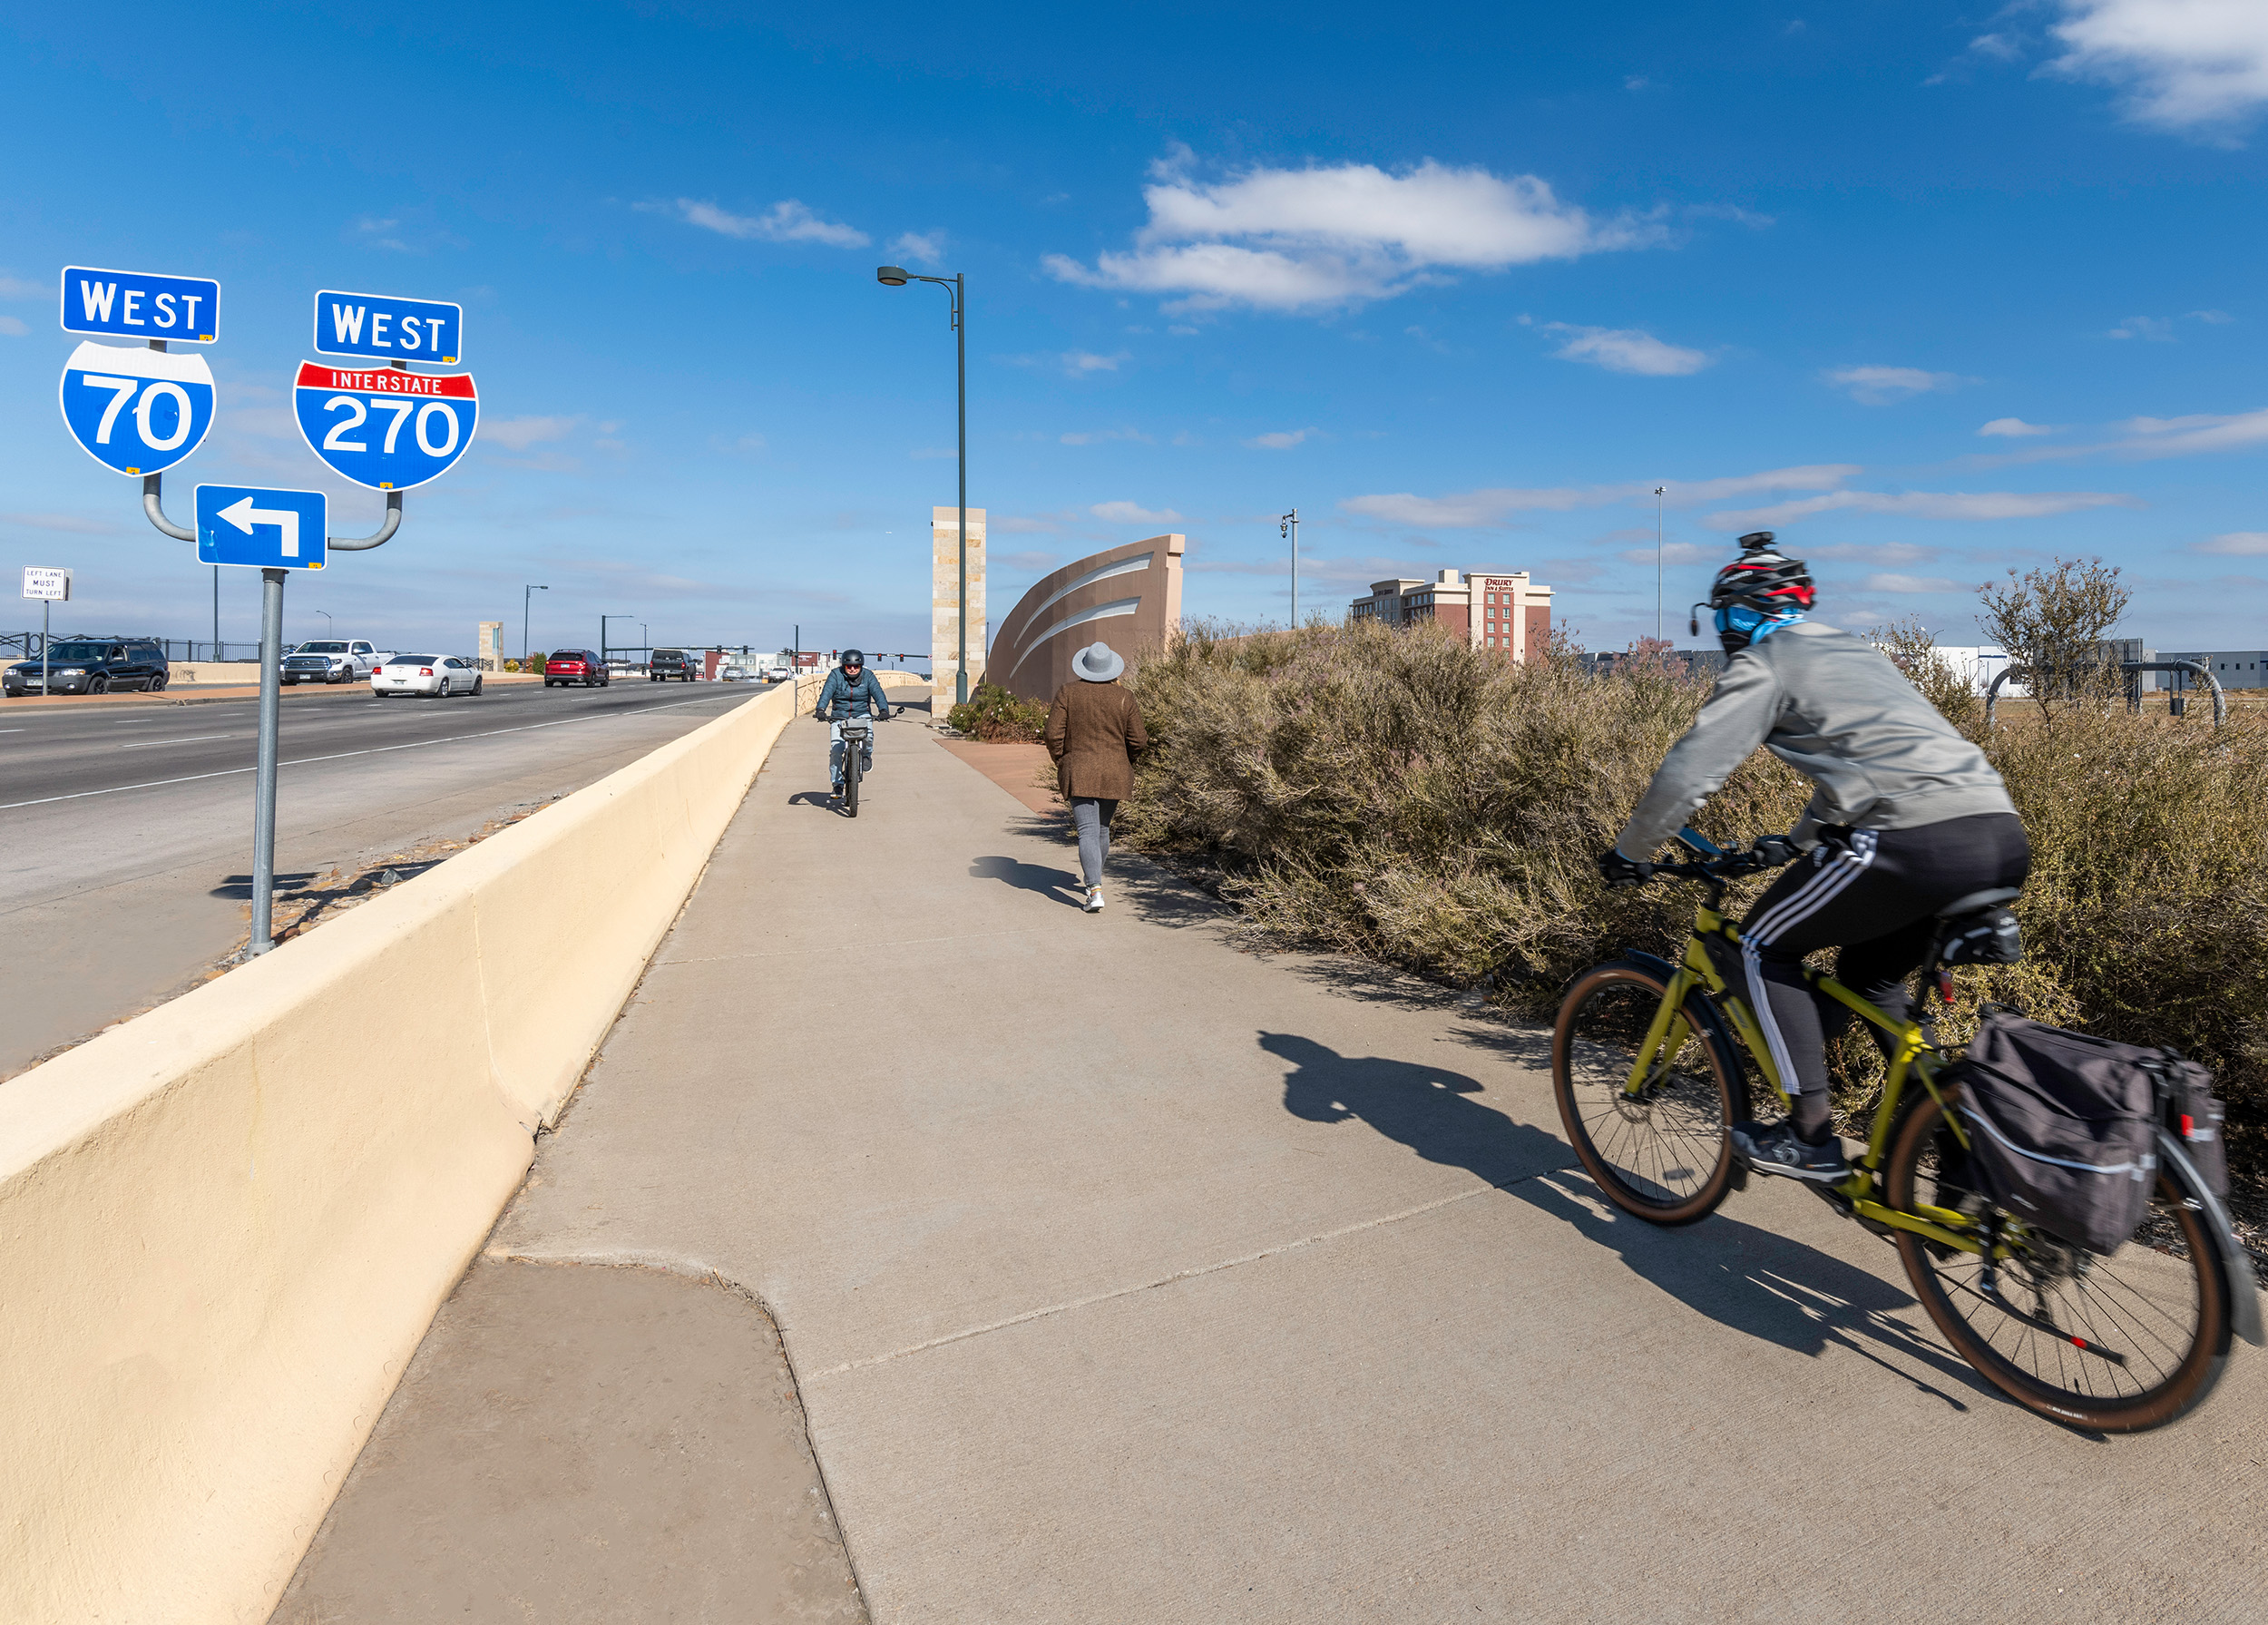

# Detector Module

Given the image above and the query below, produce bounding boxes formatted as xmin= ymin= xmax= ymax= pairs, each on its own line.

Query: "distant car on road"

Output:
xmin=766 ymin=664 xmax=792 ymax=683
xmin=372 ymin=653 xmax=483 ymax=698
xmin=648 ymin=648 xmax=694 ymax=682
xmin=3 ymin=638 xmax=170 ymax=697
xmin=283 ymin=640 xmax=386 ymax=685
xmin=543 ymin=648 xmax=610 ymax=688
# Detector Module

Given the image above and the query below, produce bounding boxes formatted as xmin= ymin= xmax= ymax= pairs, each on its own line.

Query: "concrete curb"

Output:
xmin=0 ymin=669 xmax=922 ymax=1622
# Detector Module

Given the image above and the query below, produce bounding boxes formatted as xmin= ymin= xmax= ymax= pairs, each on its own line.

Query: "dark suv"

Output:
xmin=4 ymin=638 xmax=171 ymax=697
xmin=543 ymin=648 xmax=609 ymax=688
xmin=648 ymin=648 xmax=694 ymax=682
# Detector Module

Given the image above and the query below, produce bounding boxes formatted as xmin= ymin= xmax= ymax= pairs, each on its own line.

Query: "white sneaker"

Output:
xmin=1085 ymin=887 xmax=1105 ymax=913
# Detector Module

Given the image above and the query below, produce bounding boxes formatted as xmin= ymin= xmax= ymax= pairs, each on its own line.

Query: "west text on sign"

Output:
xmin=313 ymin=289 xmax=464 ymax=364
xmin=292 ymin=362 xmax=479 ymax=490
xmin=60 ymin=266 xmax=220 ymax=343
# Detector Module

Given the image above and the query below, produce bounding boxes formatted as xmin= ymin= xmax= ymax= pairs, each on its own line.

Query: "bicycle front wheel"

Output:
xmin=1888 ymin=1091 xmax=2231 ymax=1431
xmin=1552 ymin=959 xmax=1743 ymax=1226
xmin=843 ymin=749 xmax=861 ymax=817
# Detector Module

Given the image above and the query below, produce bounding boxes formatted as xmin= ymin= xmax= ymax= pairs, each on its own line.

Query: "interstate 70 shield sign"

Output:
xmin=59 ymin=341 xmax=217 ymax=476
xmin=293 ymin=362 xmax=478 ymax=490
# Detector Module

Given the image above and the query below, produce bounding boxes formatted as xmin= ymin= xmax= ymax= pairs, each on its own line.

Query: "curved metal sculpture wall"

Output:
xmin=990 ymin=534 xmax=1185 ymax=702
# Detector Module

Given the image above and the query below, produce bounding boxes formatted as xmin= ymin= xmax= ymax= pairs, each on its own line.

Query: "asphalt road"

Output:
xmin=0 ymin=679 xmax=788 ymax=1079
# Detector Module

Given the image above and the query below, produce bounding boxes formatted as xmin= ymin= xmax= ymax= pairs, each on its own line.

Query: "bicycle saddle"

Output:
xmin=1934 ymin=886 xmax=2021 ymax=920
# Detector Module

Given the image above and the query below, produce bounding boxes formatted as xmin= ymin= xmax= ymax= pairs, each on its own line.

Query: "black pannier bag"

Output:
xmin=2146 ymin=1052 xmax=2228 ymax=1201
xmin=1951 ymin=1012 xmax=2158 ymax=1254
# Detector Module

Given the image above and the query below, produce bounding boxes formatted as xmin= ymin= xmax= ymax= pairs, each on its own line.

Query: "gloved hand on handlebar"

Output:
xmin=1596 ymin=847 xmax=1651 ymax=888
xmin=1751 ymin=834 xmax=1802 ymax=867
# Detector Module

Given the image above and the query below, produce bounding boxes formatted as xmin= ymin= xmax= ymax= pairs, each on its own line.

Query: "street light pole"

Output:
xmin=1654 ymin=485 xmax=1667 ymax=643
xmin=1280 ymin=509 xmax=1299 ymax=626
xmin=601 ymin=614 xmax=633 ymax=666
xmin=524 ymin=583 xmax=547 ymax=660
xmin=876 ymin=265 xmax=969 ymax=705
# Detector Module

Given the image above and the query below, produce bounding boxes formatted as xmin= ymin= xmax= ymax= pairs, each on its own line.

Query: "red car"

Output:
xmin=543 ymin=648 xmax=610 ymax=688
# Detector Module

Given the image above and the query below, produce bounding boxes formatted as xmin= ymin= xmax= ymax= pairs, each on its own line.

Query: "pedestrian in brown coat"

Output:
xmin=1045 ymin=641 xmax=1149 ymax=913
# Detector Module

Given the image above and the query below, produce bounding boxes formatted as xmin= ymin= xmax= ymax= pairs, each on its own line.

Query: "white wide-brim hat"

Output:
xmin=1071 ymin=641 xmax=1125 ymax=682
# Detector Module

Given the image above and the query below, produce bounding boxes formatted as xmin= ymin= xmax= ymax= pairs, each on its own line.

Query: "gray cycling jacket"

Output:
xmin=1615 ymin=621 xmax=2015 ymax=857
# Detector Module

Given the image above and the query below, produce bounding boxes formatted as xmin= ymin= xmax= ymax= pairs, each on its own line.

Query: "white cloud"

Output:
xmin=658 ymin=198 xmax=868 ymax=248
xmin=1823 ymin=366 xmax=1965 ymax=405
xmin=484 ymin=415 xmax=582 ymax=451
xmin=1980 ymin=416 xmax=2058 ymax=436
xmin=1341 ymin=464 xmax=1860 ymax=528
xmin=1703 ymin=489 xmax=2139 ymax=530
xmin=1246 ymin=428 xmax=1316 ymax=449
xmin=1045 ymin=153 xmax=1665 ymax=312
xmin=2108 ymin=314 xmax=2175 ymax=340
xmin=1 ymin=511 xmax=109 ymax=534
xmin=1090 ymin=501 xmax=1183 ymax=524
xmin=2192 ymin=308 xmax=2236 ymax=322
xmin=1060 ymin=427 xmax=1152 ymax=445
xmin=1061 ymin=350 xmax=1130 ymax=376
xmin=0 ymin=274 xmax=43 ymax=299
xmin=1540 ymin=322 xmax=1709 ymax=376
xmin=891 ymin=230 xmax=944 ymax=264
xmin=2047 ymin=0 xmax=2268 ymax=135
xmin=2112 ymin=406 xmax=2268 ymax=455
xmin=2195 ymin=530 xmax=2268 ymax=554
xmin=0 ymin=315 xmax=25 ymax=337
xmin=1863 ymin=573 xmax=1960 ymax=593
xmin=1618 ymin=541 xmax=1715 ymax=566
xmin=1805 ymin=541 xmax=1940 ymax=564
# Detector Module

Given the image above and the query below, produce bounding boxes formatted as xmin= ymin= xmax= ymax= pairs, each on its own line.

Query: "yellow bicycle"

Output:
xmin=1551 ymin=828 xmax=2263 ymax=1431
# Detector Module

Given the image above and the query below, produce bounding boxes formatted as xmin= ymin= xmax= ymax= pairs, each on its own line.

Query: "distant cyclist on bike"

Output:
xmin=815 ymin=649 xmax=890 ymax=798
xmin=1596 ymin=534 xmax=2028 ymax=1183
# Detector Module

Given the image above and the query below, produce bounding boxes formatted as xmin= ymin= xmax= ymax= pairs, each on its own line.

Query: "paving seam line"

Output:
xmin=802 ymin=1160 xmax=1587 ymax=1383
xmin=657 ymin=925 xmax=1041 ymax=967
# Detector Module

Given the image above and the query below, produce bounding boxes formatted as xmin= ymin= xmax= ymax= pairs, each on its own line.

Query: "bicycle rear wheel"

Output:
xmin=1887 ymin=1091 xmax=2231 ymax=1431
xmin=1552 ymin=959 xmax=1743 ymax=1226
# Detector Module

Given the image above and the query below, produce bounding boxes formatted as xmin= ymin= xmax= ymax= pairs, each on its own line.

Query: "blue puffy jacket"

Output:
xmin=815 ymin=667 xmax=889 ymax=720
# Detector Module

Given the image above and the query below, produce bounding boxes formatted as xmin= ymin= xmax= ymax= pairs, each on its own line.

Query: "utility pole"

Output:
xmin=1654 ymin=485 xmax=1667 ymax=643
xmin=1281 ymin=509 xmax=1299 ymax=626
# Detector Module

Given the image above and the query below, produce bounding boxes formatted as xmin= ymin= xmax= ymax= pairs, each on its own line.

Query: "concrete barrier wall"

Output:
xmin=0 ymin=668 xmax=921 ymax=1621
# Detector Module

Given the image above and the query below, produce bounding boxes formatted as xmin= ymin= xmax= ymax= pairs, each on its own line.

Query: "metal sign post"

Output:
xmin=195 ymin=484 xmax=328 ymax=953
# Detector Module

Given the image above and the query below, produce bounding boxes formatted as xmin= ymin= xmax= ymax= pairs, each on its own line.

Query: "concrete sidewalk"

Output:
xmin=287 ymin=712 xmax=2266 ymax=1621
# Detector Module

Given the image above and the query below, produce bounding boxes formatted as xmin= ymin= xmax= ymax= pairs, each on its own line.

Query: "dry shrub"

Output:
xmin=1123 ymin=618 xmax=2268 ymax=1169
xmin=948 ymin=680 xmax=1048 ymax=741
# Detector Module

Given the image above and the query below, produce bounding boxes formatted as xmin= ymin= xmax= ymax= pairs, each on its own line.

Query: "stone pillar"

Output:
xmin=476 ymin=621 xmax=503 ymax=672
xmin=932 ymin=505 xmax=986 ymax=715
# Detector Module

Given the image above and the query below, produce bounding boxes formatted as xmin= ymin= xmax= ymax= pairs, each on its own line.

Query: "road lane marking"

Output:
xmin=118 ymin=733 xmax=235 ymax=749
xmin=0 ymin=692 xmax=751 ymax=810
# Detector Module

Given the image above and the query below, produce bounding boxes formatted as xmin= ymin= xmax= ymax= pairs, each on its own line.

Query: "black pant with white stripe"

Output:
xmin=1740 ymin=812 xmax=2029 ymax=1140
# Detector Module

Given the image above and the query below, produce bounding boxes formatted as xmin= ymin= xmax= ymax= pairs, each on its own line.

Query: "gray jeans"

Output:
xmin=1071 ymin=797 xmax=1118 ymax=887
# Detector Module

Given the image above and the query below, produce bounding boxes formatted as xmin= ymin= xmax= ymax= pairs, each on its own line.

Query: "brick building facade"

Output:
xmin=1348 ymin=569 xmax=1553 ymax=660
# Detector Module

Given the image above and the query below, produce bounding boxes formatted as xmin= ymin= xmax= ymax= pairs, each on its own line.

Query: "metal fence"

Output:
xmin=4 ymin=633 xmax=267 ymax=662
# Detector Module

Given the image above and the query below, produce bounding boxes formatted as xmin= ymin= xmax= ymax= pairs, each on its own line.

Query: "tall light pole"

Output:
xmin=876 ymin=264 xmax=969 ymax=704
xmin=524 ymin=583 xmax=547 ymax=660
xmin=315 ymin=609 xmax=332 ymax=635
xmin=1654 ymin=485 xmax=1667 ymax=642
xmin=1281 ymin=509 xmax=1299 ymax=626
xmin=601 ymin=614 xmax=634 ymax=665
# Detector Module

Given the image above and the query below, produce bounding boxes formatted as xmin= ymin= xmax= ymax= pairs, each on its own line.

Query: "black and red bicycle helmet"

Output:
xmin=1691 ymin=532 xmax=1815 ymax=650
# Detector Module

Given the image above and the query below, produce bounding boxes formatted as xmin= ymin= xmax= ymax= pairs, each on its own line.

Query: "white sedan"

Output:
xmin=371 ymin=653 xmax=484 ymax=697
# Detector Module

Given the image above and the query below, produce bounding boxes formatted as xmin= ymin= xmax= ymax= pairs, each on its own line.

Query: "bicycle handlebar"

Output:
xmin=1621 ymin=827 xmax=1801 ymax=887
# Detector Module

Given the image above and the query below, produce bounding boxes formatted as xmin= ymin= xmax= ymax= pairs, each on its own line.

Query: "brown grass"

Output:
xmin=1121 ymin=619 xmax=2268 ymax=1180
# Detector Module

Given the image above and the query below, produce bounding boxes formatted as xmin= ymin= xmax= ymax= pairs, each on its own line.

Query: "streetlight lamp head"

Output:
xmin=876 ymin=266 xmax=910 ymax=286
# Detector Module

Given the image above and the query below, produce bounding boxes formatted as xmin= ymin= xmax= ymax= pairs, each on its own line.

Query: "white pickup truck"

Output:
xmin=282 ymin=639 xmax=390 ymax=684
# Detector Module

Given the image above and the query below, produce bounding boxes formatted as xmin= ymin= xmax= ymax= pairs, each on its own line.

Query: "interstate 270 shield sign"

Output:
xmin=293 ymin=362 xmax=478 ymax=490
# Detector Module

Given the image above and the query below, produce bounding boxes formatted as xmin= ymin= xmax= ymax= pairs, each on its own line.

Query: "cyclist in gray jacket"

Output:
xmin=815 ymin=650 xmax=891 ymax=794
xmin=1598 ymin=534 xmax=2028 ymax=1182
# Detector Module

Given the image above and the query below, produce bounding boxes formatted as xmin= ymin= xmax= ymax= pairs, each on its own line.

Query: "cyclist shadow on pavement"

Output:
xmin=1263 ymin=1031 xmax=1994 ymax=1414
xmin=969 ymin=855 xmax=1089 ymax=908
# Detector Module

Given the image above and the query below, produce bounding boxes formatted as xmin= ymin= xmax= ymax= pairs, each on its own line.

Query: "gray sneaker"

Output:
xmin=1731 ymin=1120 xmax=1850 ymax=1184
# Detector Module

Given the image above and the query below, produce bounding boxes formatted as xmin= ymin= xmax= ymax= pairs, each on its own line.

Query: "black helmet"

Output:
xmin=1689 ymin=533 xmax=1815 ymax=652
xmin=840 ymin=648 xmax=865 ymax=669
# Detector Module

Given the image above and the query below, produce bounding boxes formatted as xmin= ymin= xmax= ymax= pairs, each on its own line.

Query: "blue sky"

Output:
xmin=2 ymin=1 xmax=2264 ymax=659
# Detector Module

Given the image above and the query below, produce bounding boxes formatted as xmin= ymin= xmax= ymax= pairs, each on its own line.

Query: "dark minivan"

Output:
xmin=4 ymin=638 xmax=171 ymax=697
xmin=648 ymin=648 xmax=694 ymax=682
xmin=543 ymin=648 xmax=609 ymax=689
